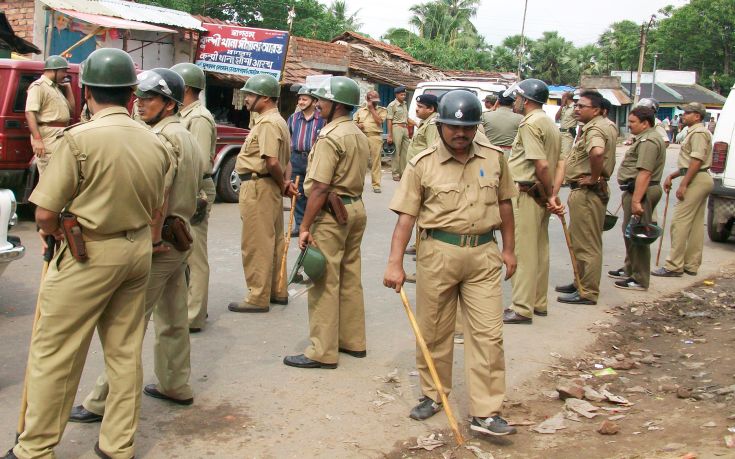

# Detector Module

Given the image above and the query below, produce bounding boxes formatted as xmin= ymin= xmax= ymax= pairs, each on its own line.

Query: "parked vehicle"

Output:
xmin=407 ymin=80 xmax=508 ymax=124
xmin=0 ymin=188 xmax=24 ymax=278
xmin=0 ymin=58 xmax=247 ymax=204
xmin=707 ymin=82 xmax=735 ymax=242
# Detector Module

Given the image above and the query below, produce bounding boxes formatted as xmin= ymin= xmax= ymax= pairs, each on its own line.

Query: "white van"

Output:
xmin=408 ymin=80 xmax=508 ymax=124
xmin=706 ymin=82 xmax=735 ymax=242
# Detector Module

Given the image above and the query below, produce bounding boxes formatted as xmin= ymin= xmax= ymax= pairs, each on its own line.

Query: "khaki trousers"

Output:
xmin=568 ymin=188 xmax=605 ymax=301
xmin=188 ymin=178 xmax=216 ymax=328
xmin=83 ymin=246 xmax=194 ymax=416
xmin=416 ymin=237 xmax=505 ymax=417
xmin=664 ymin=172 xmax=714 ymax=273
xmin=621 ymin=186 xmax=662 ymax=288
xmin=238 ymin=178 xmax=286 ymax=307
xmin=15 ymin=229 xmax=150 ymax=459
xmin=391 ymin=126 xmax=409 ymax=177
xmin=560 ymin=132 xmax=574 ymax=158
xmin=510 ymin=193 xmax=550 ymax=318
xmin=366 ymin=134 xmax=383 ymax=189
xmin=34 ymin=127 xmax=65 ymax=175
xmin=304 ymin=201 xmax=367 ymax=364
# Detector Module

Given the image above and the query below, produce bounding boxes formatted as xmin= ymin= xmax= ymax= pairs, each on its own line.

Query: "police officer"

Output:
xmin=387 ymin=86 xmax=413 ymax=180
xmin=555 ymin=91 xmax=576 ymax=158
xmin=9 ymin=48 xmax=169 ymax=459
xmin=609 ymin=106 xmax=666 ymax=290
xmin=652 ymin=102 xmax=713 ymax=277
xmin=383 ymin=90 xmax=518 ymax=437
xmin=503 ymin=79 xmax=563 ymax=324
xmin=482 ymin=92 xmax=524 ymax=156
xmin=71 ymin=68 xmax=202 ymax=424
xmin=483 ymin=93 xmax=498 ymax=111
xmin=228 ymin=74 xmax=294 ymax=313
xmin=556 ymin=90 xmax=617 ymax=305
xmin=170 ymin=62 xmax=216 ymax=333
xmin=354 ymin=90 xmax=387 ymax=193
xmin=283 ymin=76 xmax=369 ymax=369
xmin=25 ymin=55 xmax=75 ymax=175
xmin=626 ymin=98 xmax=669 ymax=147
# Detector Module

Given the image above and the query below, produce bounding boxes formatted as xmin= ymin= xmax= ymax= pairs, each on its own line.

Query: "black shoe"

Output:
xmin=189 ymin=327 xmax=202 ymax=333
xmin=651 ymin=267 xmax=683 ymax=277
xmin=557 ymin=292 xmax=596 ymax=305
xmin=614 ymin=278 xmax=647 ymax=291
xmin=228 ymin=301 xmax=269 ymax=313
xmin=554 ymin=283 xmax=577 ymax=294
xmin=503 ymin=309 xmax=532 ymax=324
xmin=143 ymin=384 xmax=193 ymax=406
xmin=2 ymin=448 xmax=17 ymax=459
xmin=94 ymin=442 xmax=111 ymax=459
xmin=283 ymin=354 xmax=337 ymax=369
xmin=607 ymin=268 xmax=627 ymax=279
xmin=69 ymin=405 xmax=102 ymax=423
xmin=409 ymin=396 xmax=442 ymax=420
xmin=684 ymin=269 xmax=697 ymax=276
xmin=533 ymin=310 xmax=548 ymax=317
xmin=270 ymin=296 xmax=288 ymax=305
xmin=470 ymin=416 xmax=517 ymax=436
xmin=338 ymin=348 xmax=366 ymax=358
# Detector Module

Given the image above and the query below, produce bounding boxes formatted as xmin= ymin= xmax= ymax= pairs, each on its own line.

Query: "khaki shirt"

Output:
xmin=407 ymin=113 xmax=439 ymax=161
xmin=25 ymin=75 xmax=72 ymax=144
xmin=152 ymin=115 xmax=203 ymax=225
xmin=617 ymin=126 xmax=666 ymax=184
xmin=654 ymin=118 xmax=670 ymax=144
xmin=390 ymin=137 xmax=518 ymax=234
xmin=353 ymin=103 xmax=387 ymax=135
xmin=558 ymin=103 xmax=576 ymax=129
xmin=236 ymin=107 xmax=290 ymax=175
xmin=305 ymin=116 xmax=368 ymax=198
xmin=509 ymin=109 xmax=561 ymax=183
xmin=565 ymin=116 xmax=616 ymax=181
xmin=602 ymin=117 xmax=619 ymax=177
xmin=483 ymin=107 xmax=524 ymax=147
xmin=678 ymin=122 xmax=712 ymax=170
xmin=180 ymin=100 xmax=216 ymax=176
xmin=387 ymin=99 xmax=408 ymax=124
xmin=29 ymin=107 xmax=169 ymax=234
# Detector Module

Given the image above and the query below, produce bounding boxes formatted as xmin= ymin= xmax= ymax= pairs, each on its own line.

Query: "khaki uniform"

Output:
xmin=353 ymin=103 xmax=387 ymax=188
xmin=617 ymin=127 xmax=666 ymax=287
xmin=387 ymin=99 xmax=409 ymax=177
xmin=654 ymin=118 xmax=670 ymax=144
xmin=482 ymin=107 xmax=524 ymax=155
xmin=508 ymin=109 xmax=561 ymax=318
xmin=303 ymin=116 xmax=368 ymax=363
xmin=82 ymin=115 xmax=202 ymax=420
xmin=180 ymin=100 xmax=217 ymax=329
xmin=564 ymin=115 xmax=617 ymax=301
xmin=235 ymin=107 xmax=290 ymax=308
xmin=407 ymin=112 xmax=439 ymax=162
xmin=25 ymin=75 xmax=72 ymax=174
xmin=16 ymin=107 xmax=169 ymax=459
xmin=664 ymin=123 xmax=713 ymax=273
xmin=390 ymin=137 xmax=517 ymax=416
xmin=558 ymin=103 xmax=576 ymax=158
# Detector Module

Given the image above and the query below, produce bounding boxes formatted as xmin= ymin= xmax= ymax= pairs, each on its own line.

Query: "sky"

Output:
xmin=320 ymin=0 xmax=689 ymax=47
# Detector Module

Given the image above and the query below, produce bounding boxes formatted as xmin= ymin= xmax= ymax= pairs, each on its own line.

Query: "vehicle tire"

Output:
xmin=215 ymin=154 xmax=240 ymax=203
xmin=707 ymin=197 xmax=731 ymax=242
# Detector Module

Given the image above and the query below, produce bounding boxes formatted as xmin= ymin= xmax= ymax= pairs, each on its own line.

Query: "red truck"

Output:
xmin=0 ymin=58 xmax=248 ymax=203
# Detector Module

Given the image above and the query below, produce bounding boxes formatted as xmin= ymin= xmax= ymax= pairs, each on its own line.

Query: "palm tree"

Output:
xmin=328 ymin=0 xmax=362 ymax=31
xmin=408 ymin=0 xmax=481 ymax=48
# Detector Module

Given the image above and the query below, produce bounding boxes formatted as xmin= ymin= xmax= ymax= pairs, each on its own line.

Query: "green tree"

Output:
xmin=527 ymin=31 xmax=577 ymax=84
xmin=596 ymin=20 xmax=641 ymax=74
xmin=328 ymin=0 xmax=362 ymax=32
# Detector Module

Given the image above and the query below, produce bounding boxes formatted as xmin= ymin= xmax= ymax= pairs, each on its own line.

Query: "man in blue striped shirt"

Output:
xmin=286 ymin=86 xmax=326 ymax=236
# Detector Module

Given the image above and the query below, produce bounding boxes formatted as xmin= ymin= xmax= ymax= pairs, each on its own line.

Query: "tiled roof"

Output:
xmin=348 ymin=49 xmax=425 ymax=89
xmin=332 ymin=30 xmax=423 ymax=65
xmin=290 ymin=36 xmax=349 ymax=71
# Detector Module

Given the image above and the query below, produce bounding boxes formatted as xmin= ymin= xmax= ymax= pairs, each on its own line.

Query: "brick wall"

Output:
xmin=3 ymin=0 xmax=37 ymax=40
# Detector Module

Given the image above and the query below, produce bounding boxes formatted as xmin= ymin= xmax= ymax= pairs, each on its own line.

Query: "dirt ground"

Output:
xmin=387 ymin=267 xmax=735 ymax=459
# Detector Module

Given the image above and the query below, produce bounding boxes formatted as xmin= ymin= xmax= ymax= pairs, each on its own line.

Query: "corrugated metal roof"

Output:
xmin=41 ymin=0 xmax=205 ymax=31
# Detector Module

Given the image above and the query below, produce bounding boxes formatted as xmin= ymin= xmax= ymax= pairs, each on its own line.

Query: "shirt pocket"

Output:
xmin=244 ymin=134 xmax=259 ymax=155
xmin=430 ymin=183 xmax=461 ymax=211
xmin=478 ymin=176 xmax=499 ymax=205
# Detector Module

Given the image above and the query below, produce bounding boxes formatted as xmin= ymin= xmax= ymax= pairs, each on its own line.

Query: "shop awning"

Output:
xmin=56 ymin=8 xmax=176 ymax=33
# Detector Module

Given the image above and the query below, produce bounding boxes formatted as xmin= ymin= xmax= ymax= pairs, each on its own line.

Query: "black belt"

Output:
xmin=203 ymin=174 xmax=213 ymax=180
xmin=619 ymin=180 xmax=659 ymax=192
xmin=679 ymin=168 xmax=709 ymax=176
xmin=238 ymin=172 xmax=271 ymax=181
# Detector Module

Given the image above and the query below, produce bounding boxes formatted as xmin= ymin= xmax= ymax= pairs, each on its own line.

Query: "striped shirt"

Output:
xmin=287 ymin=110 xmax=326 ymax=152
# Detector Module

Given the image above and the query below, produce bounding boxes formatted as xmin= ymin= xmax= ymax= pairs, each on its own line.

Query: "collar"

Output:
xmin=255 ymin=107 xmax=279 ymax=124
xmin=91 ymin=106 xmax=132 ymax=121
xmin=522 ymin=108 xmax=543 ymax=122
xmin=40 ymin=75 xmax=55 ymax=86
xmin=323 ymin=115 xmax=351 ymax=129
xmin=180 ymin=100 xmax=201 ymax=116
xmin=296 ymin=109 xmax=319 ymax=121
xmin=497 ymin=106 xmax=513 ymax=112
xmin=690 ymin=122 xmax=705 ymax=130
xmin=422 ymin=112 xmax=438 ymax=123
xmin=437 ymin=136 xmax=486 ymax=163
xmin=582 ymin=115 xmax=604 ymax=131
xmin=151 ymin=114 xmax=181 ymax=132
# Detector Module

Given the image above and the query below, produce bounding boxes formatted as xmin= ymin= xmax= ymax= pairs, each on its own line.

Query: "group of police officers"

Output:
xmin=5 ymin=46 xmax=714 ymax=457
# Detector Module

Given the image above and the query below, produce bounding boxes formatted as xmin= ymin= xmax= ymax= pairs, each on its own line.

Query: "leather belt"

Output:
xmin=39 ymin=121 xmax=68 ymax=127
xmin=426 ymin=229 xmax=495 ymax=247
xmin=238 ymin=172 xmax=271 ymax=181
xmin=619 ymin=180 xmax=659 ymax=192
xmin=679 ymin=168 xmax=709 ymax=176
xmin=82 ymin=226 xmax=145 ymax=242
xmin=340 ymin=195 xmax=362 ymax=204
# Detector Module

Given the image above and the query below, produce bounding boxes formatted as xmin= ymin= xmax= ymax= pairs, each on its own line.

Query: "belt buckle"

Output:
xmin=459 ymin=234 xmax=466 ymax=247
xmin=470 ymin=235 xmax=479 ymax=247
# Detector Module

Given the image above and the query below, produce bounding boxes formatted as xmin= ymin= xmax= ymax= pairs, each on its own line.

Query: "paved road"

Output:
xmin=1 ymin=144 xmax=733 ymax=458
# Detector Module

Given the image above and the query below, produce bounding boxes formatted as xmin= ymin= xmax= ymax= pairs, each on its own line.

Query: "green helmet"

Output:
xmin=135 ymin=68 xmax=184 ymax=105
xmin=313 ymin=76 xmax=360 ymax=107
xmin=625 ymin=218 xmax=663 ymax=245
xmin=170 ymin=63 xmax=206 ymax=90
xmin=506 ymin=79 xmax=549 ymax=105
xmin=436 ymin=90 xmax=482 ymax=126
xmin=603 ymin=211 xmax=618 ymax=231
xmin=288 ymin=246 xmax=326 ymax=284
xmin=44 ymin=55 xmax=69 ymax=70
xmin=81 ymin=48 xmax=137 ymax=88
xmin=240 ymin=74 xmax=280 ymax=98
xmin=297 ymin=85 xmax=316 ymax=98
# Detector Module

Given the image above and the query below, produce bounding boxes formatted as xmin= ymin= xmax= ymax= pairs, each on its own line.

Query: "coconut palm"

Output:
xmin=328 ymin=0 xmax=362 ymax=31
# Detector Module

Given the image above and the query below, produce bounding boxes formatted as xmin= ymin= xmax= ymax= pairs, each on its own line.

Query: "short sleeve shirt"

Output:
xmin=617 ymin=127 xmax=666 ymax=184
xmin=389 ymin=137 xmax=518 ymax=234
xmin=564 ymin=116 xmax=615 ymax=181
xmin=29 ymin=107 xmax=169 ymax=234
xmin=484 ymin=107 xmax=524 ymax=147
xmin=25 ymin=75 xmax=71 ymax=126
xmin=654 ymin=118 xmax=670 ymax=144
xmin=235 ymin=107 xmax=290 ymax=175
xmin=558 ymin=103 xmax=576 ymax=129
xmin=602 ymin=118 xmax=619 ymax=177
xmin=354 ymin=104 xmax=387 ymax=135
xmin=180 ymin=100 xmax=216 ymax=176
xmin=407 ymin=113 xmax=439 ymax=161
xmin=678 ymin=123 xmax=712 ymax=170
xmin=304 ymin=116 xmax=369 ymax=198
xmin=509 ymin=109 xmax=561 ymax=183
xmin=387 ymin=100 xmax=408 ymax=124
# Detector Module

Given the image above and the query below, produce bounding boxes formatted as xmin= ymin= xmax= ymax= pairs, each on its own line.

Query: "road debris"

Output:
xmin=371 ymin=390 xmax=395 ymax=407
xmin=531 ymin=412 xmax=567 ymax=434
xmin=564 ymin=398 xmax=599 ymax=419
xmin=464 ymin=445 xmax=495 ymax=459
xmin=409 ymin=433 xmax=444 ymax=451
xmin=597 ymin=420 xmax=619 ymax=435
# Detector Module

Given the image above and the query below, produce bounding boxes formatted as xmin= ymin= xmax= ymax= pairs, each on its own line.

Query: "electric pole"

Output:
xmin=517 ymin=0 xmax=529 ymax=79
xmin=633 ymin=15 xmax=656 ymax=105
xmin=651 ymin=52 xmax=661 ymax=100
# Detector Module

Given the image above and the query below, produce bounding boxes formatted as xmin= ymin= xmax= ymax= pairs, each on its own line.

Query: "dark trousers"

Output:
xmin=291 ymin=150 xmax=308 ymax=229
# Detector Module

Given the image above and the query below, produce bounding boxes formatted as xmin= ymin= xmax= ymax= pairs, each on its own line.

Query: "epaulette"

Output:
xmin=474 ymin=135 xmax=503 ymax=154
xmin=408 ymin=145 xmax=438 ymax=166
xmin=428 ymin=118 xmax=437 ymax=125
